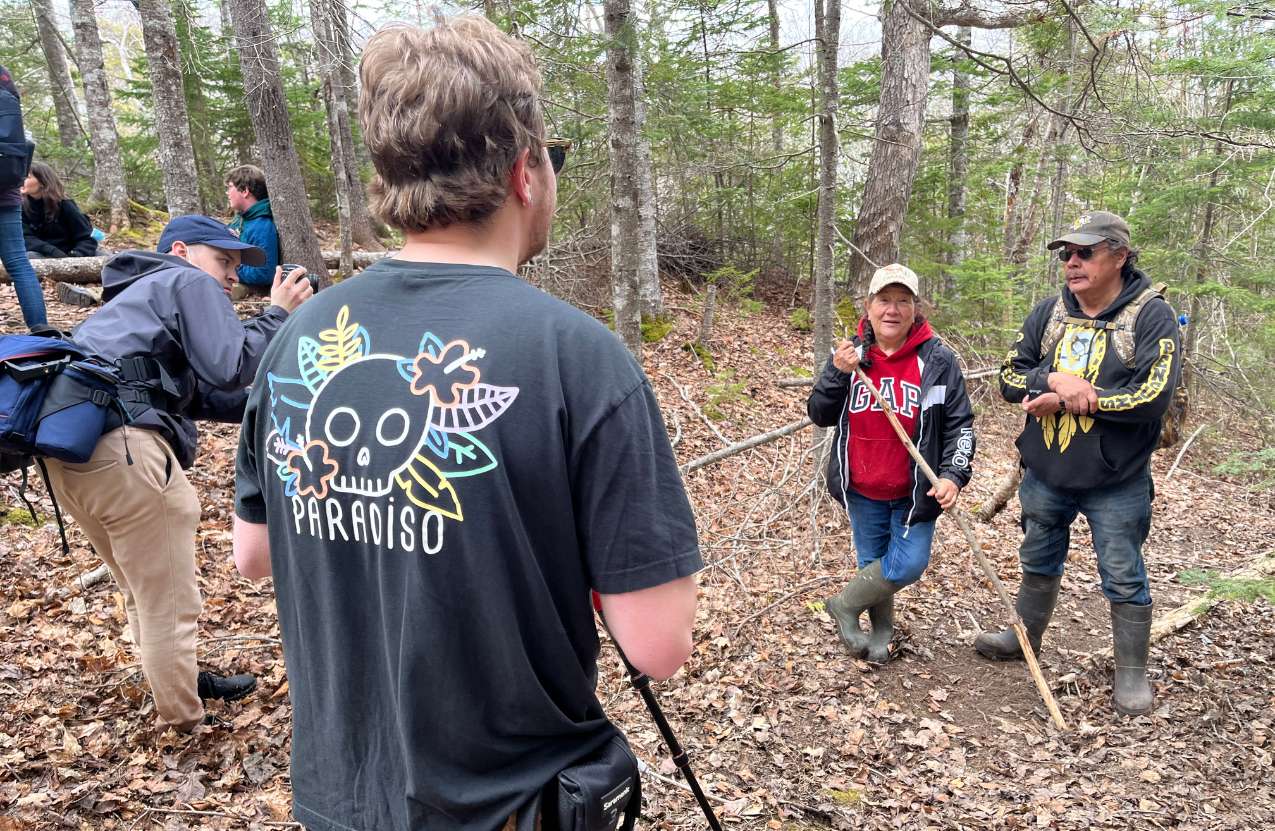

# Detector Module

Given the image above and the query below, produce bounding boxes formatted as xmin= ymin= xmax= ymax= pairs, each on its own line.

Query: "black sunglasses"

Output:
xmin=1057 ymin=245 xmax=1098 ymax=262
xmin=545 ymin=138 xmax=571 ymax=175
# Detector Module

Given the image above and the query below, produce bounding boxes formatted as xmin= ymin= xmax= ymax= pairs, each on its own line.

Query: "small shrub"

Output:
xmin=739 ymin=298 xmax=764 ymax=317
xmin=1213 ymin=447 xmax=1275 ymax=490
xmin=705 ymin=369 xmax=751 ymax=419
xmin=789 ymin=308 xmax=813 ymax=331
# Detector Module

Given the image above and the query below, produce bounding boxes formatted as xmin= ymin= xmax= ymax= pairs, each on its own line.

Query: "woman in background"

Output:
xmin=21 ymin=161 xmax=98 ymax=259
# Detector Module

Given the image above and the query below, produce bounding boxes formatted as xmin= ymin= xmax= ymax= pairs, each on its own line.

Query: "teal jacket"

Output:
xmin=229 ymin=199 xmax=279 ymax=286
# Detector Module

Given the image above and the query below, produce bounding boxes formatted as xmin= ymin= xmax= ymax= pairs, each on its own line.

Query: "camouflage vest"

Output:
xmin=1038 ymin=283 xmax=1188 ymax=449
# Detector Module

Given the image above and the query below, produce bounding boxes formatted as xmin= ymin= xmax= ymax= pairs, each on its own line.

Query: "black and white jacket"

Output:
xmin=807 ymin=337 xmax=976 ymax=525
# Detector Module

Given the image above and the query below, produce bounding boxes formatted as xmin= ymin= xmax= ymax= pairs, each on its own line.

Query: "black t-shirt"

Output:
xmin=235 ymin=260 xmax=702 ymax=831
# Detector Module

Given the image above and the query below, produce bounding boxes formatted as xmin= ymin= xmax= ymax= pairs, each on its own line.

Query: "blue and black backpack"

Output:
xmin=0 ymin=333 xmax=132 ymax=552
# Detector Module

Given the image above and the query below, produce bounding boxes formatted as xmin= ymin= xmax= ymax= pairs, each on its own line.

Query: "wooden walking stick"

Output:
xmin=851 ymin=366 xmax=1068 ymax=730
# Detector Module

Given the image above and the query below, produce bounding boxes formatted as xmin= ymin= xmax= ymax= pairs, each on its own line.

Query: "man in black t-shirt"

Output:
xmin=233 ymin=17 xmax=702 ymax=831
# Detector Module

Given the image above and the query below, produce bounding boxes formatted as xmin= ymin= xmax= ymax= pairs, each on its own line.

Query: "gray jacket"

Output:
xmin=72 ymin=251 xmax=289 ymax=468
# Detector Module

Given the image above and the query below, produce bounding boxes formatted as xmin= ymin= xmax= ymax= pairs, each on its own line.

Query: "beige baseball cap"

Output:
xmin=867 ymin=263 xmax=920 ymax=297
xmin=1046 ymin=210 xmax=1131 ymax=250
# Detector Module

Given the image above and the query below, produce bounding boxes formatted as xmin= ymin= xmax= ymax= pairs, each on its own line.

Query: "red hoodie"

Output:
xmin=845 ymin=318 xmax=934 ymax=501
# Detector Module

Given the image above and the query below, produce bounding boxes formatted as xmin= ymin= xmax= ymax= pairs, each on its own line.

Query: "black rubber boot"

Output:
xmin=1110 ymin=601 xmax=1153 ymax=716
xmin=197 ymin=670 xmax=257 ymax=702
xmin=826 ymin=559 xmax=899 ymax=658
xmin=974 ymin=572 xmax=1062 ymax=660
xmin=865 ymin=594 xmax=895 ymax=664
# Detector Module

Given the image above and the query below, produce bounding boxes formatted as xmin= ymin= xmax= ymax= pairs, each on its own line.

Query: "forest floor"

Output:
xmin=0 ymin=272 xmax=1272 ymax=830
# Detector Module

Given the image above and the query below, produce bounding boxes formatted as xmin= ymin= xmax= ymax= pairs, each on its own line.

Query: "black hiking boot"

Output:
xmin=1110 ymin=601 xmax=1153 ymax=716
xmin=974 ymin=572 xmax=1061 ymax=660
xmin=56 ymin=282 xmax=101 ymax=307
xmin=197 ymin=671 xmax=257 ymax=702
xmin=826 ymin=559 xmax=900 ymax=658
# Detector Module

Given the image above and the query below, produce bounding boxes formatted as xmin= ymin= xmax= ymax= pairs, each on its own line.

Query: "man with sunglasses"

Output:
xmin=981 ymin=211 xmax=1180 ymax=718
xmin=232 ymin=16 xmax=700 ymax=831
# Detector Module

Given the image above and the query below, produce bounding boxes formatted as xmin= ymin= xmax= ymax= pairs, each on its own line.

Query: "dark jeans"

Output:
xmin=846 ymin=490 xmax=936 ymax=587
xmin=1018 ymin=467 xmax=1154 ymax=605
xmin=0 ymin=204 xmax=47 ymax=328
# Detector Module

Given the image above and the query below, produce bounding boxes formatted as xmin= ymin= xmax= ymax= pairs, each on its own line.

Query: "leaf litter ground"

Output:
xmin=0 ymin=281 xmax=1271 ymax=830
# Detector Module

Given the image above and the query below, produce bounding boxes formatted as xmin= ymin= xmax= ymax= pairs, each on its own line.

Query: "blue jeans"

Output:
xmin=846 ymin=490 xmax=936 ymax=587
xmin=1018 ymin=467 xmax=1153 ymax=605
xmin=0 ymin=204 xmax=47 ymax=328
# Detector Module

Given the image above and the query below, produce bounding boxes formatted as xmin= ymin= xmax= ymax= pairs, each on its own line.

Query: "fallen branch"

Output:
xmin=1166 ymin=423 xmax=1208 ymax=480
xmin=731 ymin=574 xmax=835 ymax=642
xmin=1080 ymin=554 xmax=1275 ymax=666
xmin=0 ymin=250 xmax=390 ymax=284
xmin=680 ymin=417 xmax=812 ymax=474
xmin=75 ymin=563 xmax=111 ymax=592
xmin=974 ymin=463 xmax=1023 ymax=522
xmin=664 ymin=373 xmax=732 ymax=448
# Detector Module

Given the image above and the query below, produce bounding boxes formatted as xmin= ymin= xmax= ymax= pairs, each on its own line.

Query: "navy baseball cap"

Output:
xmin=157 ymin=215 xmax=266 ymax=267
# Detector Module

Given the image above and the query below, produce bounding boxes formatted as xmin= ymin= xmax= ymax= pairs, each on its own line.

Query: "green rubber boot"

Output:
xmin=826 ymin=559 xmax=899 ymax=658
xmin=865 ymin=594 xmax=896 ymax=664
xmin=974 ymin=572 xmax=1062 ymax=660
xmin=1111 ymin=601 xmax=1154 ymax=716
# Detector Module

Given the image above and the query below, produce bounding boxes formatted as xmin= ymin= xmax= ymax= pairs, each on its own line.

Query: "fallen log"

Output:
xmin=974 ymin=463 xmax=1023 ymax=522
xmin=680 ymin=417 xmax=813 ymax=474
xmin=0 ymin=250 xmax=390 ymax=285
xmin=1080 ymin=553 xmax=1275 ymax=666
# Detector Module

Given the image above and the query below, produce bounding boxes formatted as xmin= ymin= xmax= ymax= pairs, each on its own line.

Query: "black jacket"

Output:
xmin=999 ymin=267 xmax=1181 ymax=490
xmin=807 ymin=336 xmax=976 ymax=525
xmin=71 ymin=251 xmax=289 ymax=468
xmin=22 ymin=196 xmax=97 ymax=257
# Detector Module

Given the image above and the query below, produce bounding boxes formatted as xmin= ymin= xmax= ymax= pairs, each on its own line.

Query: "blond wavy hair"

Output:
xmin=358 ymin=17 xmax=545 ymax=233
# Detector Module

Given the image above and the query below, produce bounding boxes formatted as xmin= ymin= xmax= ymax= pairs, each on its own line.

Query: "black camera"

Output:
xmin=281 ymin=263 xmax=321 ymax=293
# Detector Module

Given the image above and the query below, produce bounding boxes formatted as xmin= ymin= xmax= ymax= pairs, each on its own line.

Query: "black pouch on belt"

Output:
xmin=542 ymin=733 xmax=640 ymax=831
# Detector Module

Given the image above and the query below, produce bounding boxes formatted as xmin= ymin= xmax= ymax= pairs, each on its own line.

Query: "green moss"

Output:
xmin=825 ymin=787 xmax=863 ymax=805
xmin=706 ymin=369 xmax=751 ymax=415
xmin=1179 ymin=568 xmax=1275 ymax=603
xmin=788 ymin=308 xmax=812 ymax=331
xmin=1 ymin=504 xmax=40 ymax=527
xmin=682 ymin=341 xmax=715 ymax=372
xmin=835 ymin=296 xmax=861 ymax=332
xmin=739 ymin=298 xmax=764 ymax=317
xmin=640 ymin=315 xmax=674 ymax=343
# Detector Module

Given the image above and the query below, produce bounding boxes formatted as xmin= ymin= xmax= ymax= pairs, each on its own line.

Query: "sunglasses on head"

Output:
xmin=545 ymin=138 xmax=571 ymax=175
xmin=1057 ymin=244 xmax=1102 ymax=262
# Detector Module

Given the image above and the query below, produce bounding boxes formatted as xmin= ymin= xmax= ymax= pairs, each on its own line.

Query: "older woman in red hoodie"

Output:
xmin=807 ymin=264 xmax=976 ymax=664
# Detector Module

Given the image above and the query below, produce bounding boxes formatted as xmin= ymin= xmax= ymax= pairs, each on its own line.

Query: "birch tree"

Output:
xmin=70 ymin=0 xmax=129 ymax=230
xmin=226 ymin=0 xmax=326 ymax=278
xmin=811 ymin=0 xmax=840 ymax=375
xmin=136 ymin=0 xmax=201 ymax=216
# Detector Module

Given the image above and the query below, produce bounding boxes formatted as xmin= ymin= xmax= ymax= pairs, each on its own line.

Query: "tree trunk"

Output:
xmin=633 ymin=56 xmax=662 ymax=319
xmin=943 ymin=26 xmax=971 ymax=297
xmin=1185 ymin=79 xmax=1233 ymax=391
xmin=311 ymin=0 xmax=354 ymax=278
xmin=31 ymin=0 xmax=82 ymax=149
xmin=227 ymin=0 xmax=326 ymax=277
xmin=766 ymin=0 xmax=785 ymax=270
xmin=70 ymin=0 xmax=130 ymax=230
xmin=137 ymin=0 xmax=201 ymax=216
xmin=174 ymin=0 xmax=217 ymax=212
xmin=326 ymin=0 xmax=383 ymax=250
xmin=604 ymin=0 xmax=645 ymax=357
xmin=812 ymin=0 xmax=840 ymax=373
xmin=847 ymin=0 xmax=928 ymax=295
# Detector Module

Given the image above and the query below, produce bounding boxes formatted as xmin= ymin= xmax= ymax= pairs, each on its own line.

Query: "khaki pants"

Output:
xmin=45 ymin=428 xmax=204 ymax=730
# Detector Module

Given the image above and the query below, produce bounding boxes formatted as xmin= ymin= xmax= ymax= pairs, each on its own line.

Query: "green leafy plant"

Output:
xmin=640 ymin=315 xmax=674 ymax=342
xmin=788 ymin=308 xmax=813 ymax=331
xmin=1179 ymin=569 xmax=1275 ymax=603
xmin=704 ymin=369 xmax=751 ymax=420
xmin=1213 ymin=447 xmax=1275 ymax=490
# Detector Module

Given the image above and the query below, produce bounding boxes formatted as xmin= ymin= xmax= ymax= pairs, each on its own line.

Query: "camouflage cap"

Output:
xmin=1046 ymin=210 xmax=1131 ymax=250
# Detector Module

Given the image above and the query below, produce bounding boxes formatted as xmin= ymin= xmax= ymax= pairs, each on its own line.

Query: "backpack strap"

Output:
xmin=1110 ymin=285 xmax=1167 ymax=367
xmin=26 ymin=457 xmax=70 ymax=556
xmin=1038 ymin=295 xmax=1068 ymax=363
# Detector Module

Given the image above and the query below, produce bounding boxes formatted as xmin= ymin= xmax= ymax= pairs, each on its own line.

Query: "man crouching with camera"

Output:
xmin=43 ymin=214 xmax=312 ymax=731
